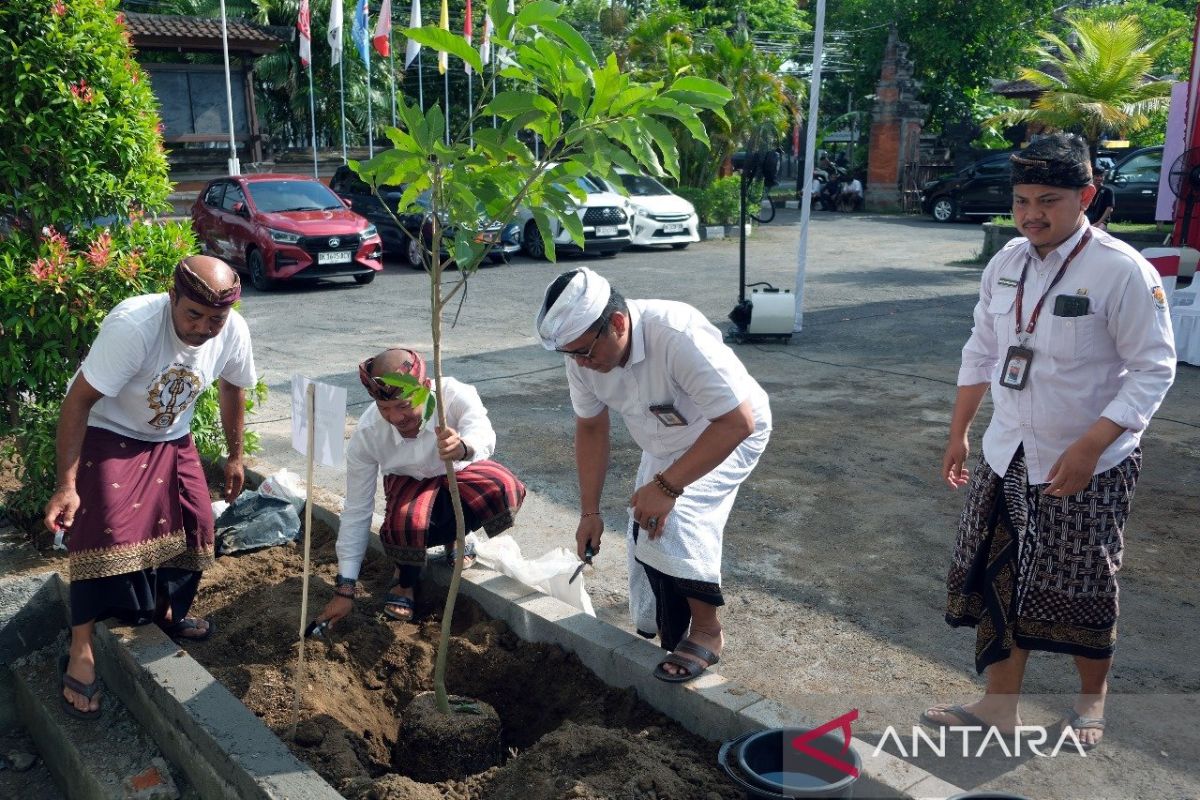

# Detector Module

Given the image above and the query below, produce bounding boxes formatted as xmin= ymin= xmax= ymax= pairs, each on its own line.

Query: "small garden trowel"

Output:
xmin=568 ymin=544 xmax=595 ymax=585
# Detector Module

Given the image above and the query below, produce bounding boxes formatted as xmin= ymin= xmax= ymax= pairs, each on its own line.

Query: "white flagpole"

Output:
xmin=308 ymin=68 xmax=318 ymax=177
xmin=467 ymin=72 xmax=473 ymax=146
xmin=339 ymin=61 xmax=348 ymax=161
xmin=218 ymin=0 xmax=240 ymax=175
xmin=491 ymin=63 xmax=496 ymax=128
xmin=793 ymin=0 xmax=826 ymax=334
xmin=368 ymin=62 xmax=374 ymax=156
xmin=418 ymin=51 xmax=425 ymax=110
xmin=390 ymin=47 xmax=397 ymax=127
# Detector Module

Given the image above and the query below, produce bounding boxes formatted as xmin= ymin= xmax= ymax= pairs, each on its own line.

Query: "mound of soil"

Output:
xmin=185 ymin=519 xmax=740 ymax=799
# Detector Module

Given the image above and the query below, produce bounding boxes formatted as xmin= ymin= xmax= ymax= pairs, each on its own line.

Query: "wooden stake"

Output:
xmin=289 ymin=382 xmax=317 ymax=740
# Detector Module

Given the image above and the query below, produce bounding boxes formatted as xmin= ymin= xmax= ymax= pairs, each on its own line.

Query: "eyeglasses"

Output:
xmin=555 ymin=319 xmax=609 ymax=360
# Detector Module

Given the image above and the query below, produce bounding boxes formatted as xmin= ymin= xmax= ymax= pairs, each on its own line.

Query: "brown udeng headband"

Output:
xmin=173 ymin=261 xmax=241 ymax=308
xmin=358 ymin=349 xmax=429 ymax=401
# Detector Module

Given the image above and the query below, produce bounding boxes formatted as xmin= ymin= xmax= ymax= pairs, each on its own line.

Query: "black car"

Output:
xmin=1107 ymin=146 xmax=1164 ymax=223
xmin=921 ymin=152 xmax=1016 ymax=223
xmin=329 ymin=166 xmax=520 ymax=268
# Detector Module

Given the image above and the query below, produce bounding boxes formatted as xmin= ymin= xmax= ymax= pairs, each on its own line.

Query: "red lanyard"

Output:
xmin=1014 ymin=229 xmax=1091 ymax=337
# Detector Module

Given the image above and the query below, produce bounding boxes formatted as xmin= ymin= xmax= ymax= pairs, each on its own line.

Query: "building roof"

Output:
xmin=126 ymin=12 xmax=288 ymax=56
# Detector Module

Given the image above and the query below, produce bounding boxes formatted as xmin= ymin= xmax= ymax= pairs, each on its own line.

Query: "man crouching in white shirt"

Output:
xmin=316 ymin=348 xmax=526 ymax=625
xmin=923 ymin=133 xmax=1176 ymax=751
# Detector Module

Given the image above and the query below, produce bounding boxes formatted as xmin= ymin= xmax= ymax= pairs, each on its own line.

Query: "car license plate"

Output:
xmin=318 ymin=250 xmax=352 ymax=264
xmin=663 ymin=223 xmax=684 ymax=233
xmin=595 ymin=225 xmax=618 ymax=237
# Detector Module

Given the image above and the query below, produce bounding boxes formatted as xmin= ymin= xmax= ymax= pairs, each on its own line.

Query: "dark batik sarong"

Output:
xmin=946 ymin=446 xmax=1140 ymax=673
xmin=380 ymin=460 xmax=525 ymax=567
xmin=66 ymin=427 xmax=215 ymax=626
xmin=631 ymin=522 xmax=724 ymax=651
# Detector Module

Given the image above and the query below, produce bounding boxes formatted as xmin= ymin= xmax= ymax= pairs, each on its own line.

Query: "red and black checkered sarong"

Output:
xmin=380 ymin=460 xmax=525 ymax=566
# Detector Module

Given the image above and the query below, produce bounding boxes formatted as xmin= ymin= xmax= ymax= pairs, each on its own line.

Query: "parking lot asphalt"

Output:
xmin=233 ymin=208 xmax=1200 ymax=799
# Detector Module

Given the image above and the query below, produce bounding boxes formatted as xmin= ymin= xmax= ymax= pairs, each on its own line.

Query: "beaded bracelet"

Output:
xmin=580 ymin=511 xmax=602 ymax=518
xmin=653 ymin=472 xmax=683 ymax=499
xmin=334 ymin=574 xmax=358 ymax=599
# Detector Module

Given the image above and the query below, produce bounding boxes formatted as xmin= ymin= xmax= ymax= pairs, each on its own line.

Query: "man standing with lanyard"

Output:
xmin=536 ymin=268 xmax=771 ymax=683
xmin=44 ymin=256 xmax=256 ymax=719
xmin=924 ymin=134 xmax=1175 ymax=750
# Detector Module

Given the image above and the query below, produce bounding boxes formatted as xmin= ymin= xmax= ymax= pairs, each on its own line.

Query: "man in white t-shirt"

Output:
xmin=315 ymin=347 xmax=525 ymax=626
xmin=536 ymin=268 xmax=771 ymax=683
xmin=43 ymin=256 xmax=257 ymax=719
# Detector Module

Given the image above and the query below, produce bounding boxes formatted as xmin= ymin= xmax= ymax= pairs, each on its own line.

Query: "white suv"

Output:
xmin=593 ymin=170 xmax=700 ymax=250
xmin=516 ymin=175 xmax=631 ymax=260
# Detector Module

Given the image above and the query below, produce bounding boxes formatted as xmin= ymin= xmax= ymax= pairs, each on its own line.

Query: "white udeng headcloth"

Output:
xmin=535 ymin=268 xmax=611 ymax=351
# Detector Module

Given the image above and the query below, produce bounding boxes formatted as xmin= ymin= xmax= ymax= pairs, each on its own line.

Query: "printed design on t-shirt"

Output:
xmin=1151 ymin=285 xmax=1167 ymax=311
xmin=147 ymin=364 xmax=202 ymax=429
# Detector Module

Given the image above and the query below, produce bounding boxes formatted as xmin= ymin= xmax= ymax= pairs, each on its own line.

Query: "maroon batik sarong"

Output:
xmin=67 ymin=427 xmax=215 ymax=581
xmin=380 ymin=460 xmax=526 ymax=566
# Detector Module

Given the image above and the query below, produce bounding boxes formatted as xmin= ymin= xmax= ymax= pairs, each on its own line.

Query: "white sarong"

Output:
xmin=626 ymin=421 xmax=770 ymax=633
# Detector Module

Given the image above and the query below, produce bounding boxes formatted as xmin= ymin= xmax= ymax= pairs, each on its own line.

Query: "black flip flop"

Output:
xmin=59 ymin=655 xmax=102 ymax=721
xmin=653 ymin=640 xmax=720 ymax=683
xmin=163 ymin=617 xmax=216 ymax=642
xmin=919 ymin=703 xmax=989 ymax=730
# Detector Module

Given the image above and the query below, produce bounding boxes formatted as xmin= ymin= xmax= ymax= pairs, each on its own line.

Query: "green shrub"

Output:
xmin=704 ymin=176 xmax=743 ymax=226
xmin=190 ymin=379 xmax=270 ymax=464
xmin=0 ymin=0 xmax=171 ymax=232
xmin=677 ymin=176 xmax=746 ymax=226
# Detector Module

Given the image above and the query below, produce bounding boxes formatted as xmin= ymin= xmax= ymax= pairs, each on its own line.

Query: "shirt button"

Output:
xmin=1021 ymin=422 xmax=1030 ymax=429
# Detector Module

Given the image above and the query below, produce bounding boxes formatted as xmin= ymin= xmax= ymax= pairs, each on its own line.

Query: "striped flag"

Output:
xmin=404 ymin=0 xmax=422 ymax=67
xmin=372 ymin=0 xmax=392 ymax=57
xmin=463 ymin=0 xmax=473 ymax=74
xmin=297 ymin=0 xmax=312 ymax=67
xmin=437 ymin=0 xmax=448 ymax=74
xmin=328 ymin=0 xmax=344 ymax=65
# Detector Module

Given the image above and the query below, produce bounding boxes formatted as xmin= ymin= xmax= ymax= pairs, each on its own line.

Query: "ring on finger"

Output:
xmin=647 ymin=516 xmax=659 ymax=529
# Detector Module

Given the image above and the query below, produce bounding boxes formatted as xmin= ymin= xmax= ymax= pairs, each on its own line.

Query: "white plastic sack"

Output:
xmin=473 ymin=535 xmax=595 ymax=616
xmin=258 ymin=468 xmax=306 ymax=511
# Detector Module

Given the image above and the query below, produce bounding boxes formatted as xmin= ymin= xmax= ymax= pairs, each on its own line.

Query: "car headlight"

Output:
xmin=630 ymin=203 xmax=650 ymax=216
xmin=362 ymin=223 xmax=378 ymax=239
xmin=267 ymin=227 xmax=301 ymax=244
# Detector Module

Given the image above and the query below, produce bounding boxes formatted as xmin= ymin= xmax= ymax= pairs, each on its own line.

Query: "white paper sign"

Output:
xmin=291 ymin=375 xmax=347 ymax=468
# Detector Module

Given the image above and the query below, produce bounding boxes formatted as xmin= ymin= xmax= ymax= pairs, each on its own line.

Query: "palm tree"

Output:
xmin=995 ymin=17 xmax=1177 ymax=148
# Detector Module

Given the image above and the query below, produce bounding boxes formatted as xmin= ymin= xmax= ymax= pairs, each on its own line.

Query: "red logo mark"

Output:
xmin=790 ymin=709 xmax=860 ymax=779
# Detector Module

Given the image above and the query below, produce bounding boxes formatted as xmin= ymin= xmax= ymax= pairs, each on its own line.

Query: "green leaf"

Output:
xmin=539 ymin=19 xmax=598 ymax=68
xmin=515 ymin=0 xmax=562 ymax=27
xmin=485 ymin=91 xmax=557 ymax=119
xmin=404 ymin=26 xmax=484 ymax=74
xmin=529 ymin=206 xmax=559 ymax=261
xmin=638 ymin=116 xmax=680 ymax=180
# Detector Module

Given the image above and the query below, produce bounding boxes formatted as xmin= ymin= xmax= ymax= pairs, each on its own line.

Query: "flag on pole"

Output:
xmin=373 ymin=0 xmax=392 ymax=57
xmin=298 ymin=0 xmax=312 ymax=67
xmin=404 ymin=0 xmax=422 ymax=67
xmin=463 ymin=0 xmax=473 ymax=74
xmin=328 ymin=0 xmax=344 ymax=65
xmin=480 ymin=7 xmax=492 ymax=66
xmin=437 ymin=0 xmax=448 ymax=74
xmin=352 ymin=0 xmax=371 ymax=68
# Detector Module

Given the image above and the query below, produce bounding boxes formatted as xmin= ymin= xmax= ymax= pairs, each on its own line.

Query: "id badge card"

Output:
xmin=649 ymin=403 xmax=689 ymax=426
xmin=999 ymin=345 xmax=1034 ymax=390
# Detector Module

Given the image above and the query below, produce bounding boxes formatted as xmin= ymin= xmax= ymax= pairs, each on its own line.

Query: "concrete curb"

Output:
xmin=237 ymin=460 xmax=967 ymax=799
xmin=94 ymin=620 xmax=341 ymax=800
xmin=0 ymin=570 xmax=340 ymax=800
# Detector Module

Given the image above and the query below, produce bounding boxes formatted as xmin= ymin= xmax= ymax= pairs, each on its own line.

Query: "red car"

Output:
xmin=191 ymin=174 xmax=383 ymax=290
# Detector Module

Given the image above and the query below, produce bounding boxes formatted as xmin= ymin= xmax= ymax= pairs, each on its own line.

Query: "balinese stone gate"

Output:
xmin=866 ymin=26 xmax=928 ymax=212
